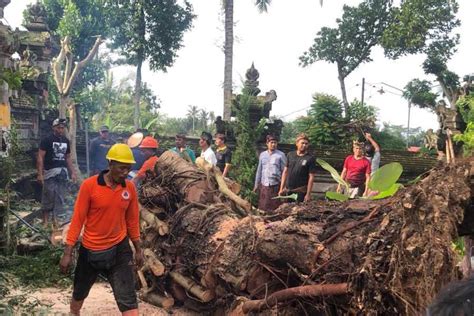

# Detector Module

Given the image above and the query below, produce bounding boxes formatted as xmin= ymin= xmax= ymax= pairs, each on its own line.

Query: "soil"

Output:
xmin=10 ymin=282 xmax=196 ymax=315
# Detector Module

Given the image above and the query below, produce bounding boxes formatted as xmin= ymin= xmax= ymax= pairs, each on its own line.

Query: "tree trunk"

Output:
xmin=223 ymin=0 xmax=234 ymax=121
xmin=134 ymin=59 xmax=143 ymax=130
xmin=337 ymin=64 xmax=349 ymax=116
xmin=138 ymin=153 xmax=474 ymax=314
xmin=59 ymin=95 xmax=69 ymax=119
xmin=67 ymin=103 xmax=81 ymax=178
xmin=134 ymin=4 xmax=146 ymax=130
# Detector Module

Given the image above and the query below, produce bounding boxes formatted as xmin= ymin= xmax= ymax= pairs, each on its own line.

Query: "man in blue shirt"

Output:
xmin=89 ymin=125 xmax=115 ymax=175
xmin=254 ymin=135 xmax=287 ymax=211
xmin=170 ymin=134 xmax=196 ymax=163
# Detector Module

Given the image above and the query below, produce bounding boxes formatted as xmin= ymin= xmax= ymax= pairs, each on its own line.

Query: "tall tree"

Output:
xmin=187 ymin=105 xmax=199 ymax=132
xmin=222 ymin=0 xmax=272 ymax=121
xmin=300 ymin=0 xmax=392 ymax=114
xmin=106 ymin=0 xmax=194 ymax=129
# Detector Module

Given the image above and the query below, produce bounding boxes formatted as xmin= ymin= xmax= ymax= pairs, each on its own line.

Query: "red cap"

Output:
xmin=139 ymin=136 xmax=158 ymax=149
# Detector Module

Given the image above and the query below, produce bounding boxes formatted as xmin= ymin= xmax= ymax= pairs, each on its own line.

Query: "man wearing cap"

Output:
xmin=337 ymin=141 xmax=371 ymax=198
xmin=278 ymin=133 xmax=317 ymax=203
xmin=89 ymin=125 xmax=115 ymax=176
xmin=214 ymin=133 xmax=232 ymax=177
xmin=60 ymin=143 xmax=143 ymax=316
xmin=132 ymin=136 xmax=160 ymax=186
xmin=37 ymin=118 xmax=77 ymax=226
xmin=199 ymin=132 xmax=217 ymax=165
xmin=170 ymin=133 xmax=196 ymax=163
xmin=254 ymin=135 xmax=287 ymax=211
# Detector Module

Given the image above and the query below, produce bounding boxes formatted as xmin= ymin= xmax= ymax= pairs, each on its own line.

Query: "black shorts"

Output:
xmin=72 ymin=237 xmax=137 ymax=312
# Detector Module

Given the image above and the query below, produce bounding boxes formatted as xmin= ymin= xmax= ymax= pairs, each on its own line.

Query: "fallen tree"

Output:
xmin=137 ymin=151 xmax=473 ymax=314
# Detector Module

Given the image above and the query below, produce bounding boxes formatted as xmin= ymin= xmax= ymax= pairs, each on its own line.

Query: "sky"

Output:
xmin=4 ymin=0 xmax=474 ymax=131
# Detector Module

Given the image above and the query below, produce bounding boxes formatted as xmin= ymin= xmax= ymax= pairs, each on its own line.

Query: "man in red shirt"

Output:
xmin=60 ymin=144 xmax=143 ymax=316
xmin=337 ymin=141 xmax=371 ymax=198
xmin=132 ymin=136 xmax=159 ymax=186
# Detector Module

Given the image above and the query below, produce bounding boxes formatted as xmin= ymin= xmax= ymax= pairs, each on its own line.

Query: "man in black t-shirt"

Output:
xmin=37 ymin=118 xmax=77 ymax=226
xmin=214 ymin=133 xmax=232 ymax=177
xmin=278 ymin=133 xmax=316 ymax=202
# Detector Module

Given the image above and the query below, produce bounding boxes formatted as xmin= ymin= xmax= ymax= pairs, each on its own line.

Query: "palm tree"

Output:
xmin=187 ymin=105 xmax=199 ymax=132
xmin=199 ymin=109 xmax=210 ymax=130
xmin=222 ymin=0 xmax=322 ymax=120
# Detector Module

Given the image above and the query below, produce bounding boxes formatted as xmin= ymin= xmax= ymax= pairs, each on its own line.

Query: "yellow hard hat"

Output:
xmin=106 ymin=144 xmax=136 ymax=164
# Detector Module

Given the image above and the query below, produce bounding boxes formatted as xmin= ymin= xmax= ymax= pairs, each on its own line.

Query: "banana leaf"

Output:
xmin=369 ymin=183 xmax=403 ymax=200
xmin=368 ymin=162 xmax=403 ymax=192
xmin=316 ymin=158 xmax=349 ymax=192
xmin=272 ymin=193 xmax=299 ymax=201
xmin=326 ymin=191 xmax=349 ymax=202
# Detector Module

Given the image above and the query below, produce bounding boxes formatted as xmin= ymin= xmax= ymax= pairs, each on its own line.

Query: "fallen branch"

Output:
xmin=169 ymin=271 xmax=215 ymax=302
xmin=143 ymin=248 xmax=165 ymax=276
xmin=140 ymin=291 xmax=174 ymax=310
xmin=241 ymin=283 xmax=348 ymax=313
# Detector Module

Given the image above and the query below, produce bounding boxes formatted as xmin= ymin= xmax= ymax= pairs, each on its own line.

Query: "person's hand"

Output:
xmin=253 ymin=186 xmax=258 ymax=193
xmin=71 ymin=172 xmax=78 ymax=183
xmin=365 ymin=132 xmax=372 ymax=139
xmin=336 ymin=185 xmax=341 ymax=193
xmin=59 ymin=253 xmax=72 ymax=274
xmin=278 ymin=188 xmax=286 ymax=196
xmin=304 ymin=194 xmax=312 ymax=202
xmin=134 ymin=248 xmax=144 ymax=268
xmin=37 ymin=173 xmax=44 ymax=185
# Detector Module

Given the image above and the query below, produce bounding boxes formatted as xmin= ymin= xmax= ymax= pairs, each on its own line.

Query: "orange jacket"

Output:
xmin=66 ymin=172 xmax=140 ymax=250
xmin=135 ymin=155 xmax=159 ymax=180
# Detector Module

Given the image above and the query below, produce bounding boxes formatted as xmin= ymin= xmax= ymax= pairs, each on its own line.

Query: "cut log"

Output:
xmin=140 ymin=291 xmax=174 ymax=310
xmin=143 ymin=248 xmax=165 ymax=276
xmin=140 ymin=207 xmax=169 ymax=236
xmin=169 ymin=271 xmax=215 ymax=302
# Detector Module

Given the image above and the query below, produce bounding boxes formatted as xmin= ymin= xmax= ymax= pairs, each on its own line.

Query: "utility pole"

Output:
xmin=361 ymin=77 xmax=365 ymax=105
xmin=406 ymin=102 xmax=411 ymax=148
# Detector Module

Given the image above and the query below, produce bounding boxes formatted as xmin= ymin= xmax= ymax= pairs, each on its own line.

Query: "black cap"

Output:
xmin=100 ymin=125 xmax=109 ymax=132
xmin=200 ymin=131 xmax=213 ymax=143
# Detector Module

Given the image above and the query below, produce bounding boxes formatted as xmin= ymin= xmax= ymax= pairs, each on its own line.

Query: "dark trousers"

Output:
xmin=72 ymin=237 xmax=137 ymax=312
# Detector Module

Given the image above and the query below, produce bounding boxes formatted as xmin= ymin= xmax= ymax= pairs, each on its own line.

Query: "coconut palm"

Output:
xmin=222 ymin=0 xmax=323 ymax=120
xmin=187 ymin=105 xmax=199 ymax=132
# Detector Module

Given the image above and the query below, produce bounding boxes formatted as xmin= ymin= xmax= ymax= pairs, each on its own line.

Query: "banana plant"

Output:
xmin=317 ymin=159 xmax=404 ymax=202
xmin=316 ymin=158 xmax=350 ymax=201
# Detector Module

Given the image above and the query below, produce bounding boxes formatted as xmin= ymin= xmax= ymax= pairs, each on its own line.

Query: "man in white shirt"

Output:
xmin=199 ymin=132 xmax=217 ymax=166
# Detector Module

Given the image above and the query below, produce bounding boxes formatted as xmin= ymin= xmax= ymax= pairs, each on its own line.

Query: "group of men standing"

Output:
xmin=253 ymin=132 xmax=380 ymax=211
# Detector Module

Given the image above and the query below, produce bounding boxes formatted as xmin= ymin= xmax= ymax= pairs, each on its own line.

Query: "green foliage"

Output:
xmin=106 ymin=0 xmax=195 ymax=71
xmin=368 ymin=162 xmax=403 ymax=191
xmin=325 ymin=191 xmax=349 ymax=202
xmin=453 ymin=95 xmax=474 ymax=156
xmin=232 ymin=93 xmax=266 ymax=204
xmin=454 ymin=123 xmax=474 ymax=156
xmin=347 ymin=100 xmax=377 ymax=129
xmin=0 ymin=247 xmax=71 ymax=288
xmin=403 ymin=79 xmax=438 ymax=110
xmin=371 ymin=123 xmax=408 ymax=150
xmin=317 ymin=158 xmax=349 ymax=192
xmin=298 ymin=94 xmax=346 ymax=146
xmin=300 ymin=0 xmax=392 ymax=78
xmin=381 ymin=0 xmax=460 ymax=59
xmin=0 ymin=67 xmax=22 ymax=90
xmin=370 ymin=183 xmax=402 ymax=200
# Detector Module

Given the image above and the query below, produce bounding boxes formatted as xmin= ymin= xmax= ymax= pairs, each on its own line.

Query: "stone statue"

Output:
xmin=243 ymin=63 xmax=260 ymax=96
xmin=20 ymin=46 xmax=36 ymax=67
xmin=215 ymin=116 xmax=226 ymax=135
xmin=424 ymin=129 xmax=438 ymax=151
xmin=27 ymin=2 xmax=47 ymax=24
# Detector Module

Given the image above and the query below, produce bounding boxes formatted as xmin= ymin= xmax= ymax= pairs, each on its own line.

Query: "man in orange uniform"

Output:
xmin=60 ymin=144 xmax=143 ymax=316
xmin=132 ymin=136 xmax=159 ymax=186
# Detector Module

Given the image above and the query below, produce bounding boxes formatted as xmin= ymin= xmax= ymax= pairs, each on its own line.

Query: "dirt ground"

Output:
xmin=10 ymin=282 xmax=196 ymax=315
